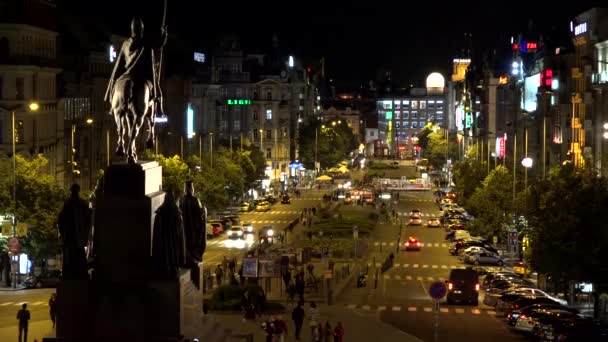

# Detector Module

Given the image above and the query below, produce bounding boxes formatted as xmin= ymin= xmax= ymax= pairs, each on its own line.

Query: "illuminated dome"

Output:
xmin=426 ymin=72 xmax=445 ymax=89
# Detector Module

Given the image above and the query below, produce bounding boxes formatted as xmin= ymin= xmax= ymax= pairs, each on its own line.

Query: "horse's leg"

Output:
xmin=128 ymin=113 xmax=145 ymax=163
xmin=146 ymin=111 xmax=155 ymax=149
xmin=113 ymin=109 xmax=125 ymax=156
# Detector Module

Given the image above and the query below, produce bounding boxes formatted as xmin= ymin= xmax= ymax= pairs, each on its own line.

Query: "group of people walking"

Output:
xmin=291 ymin=301 xmax=344 ymax=342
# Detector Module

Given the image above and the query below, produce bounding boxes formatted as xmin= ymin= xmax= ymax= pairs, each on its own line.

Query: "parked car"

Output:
xmin=446 ymin=268 xmax=479 ymax=305
xmin=504 ymin=301 xmax=574 ymax=322
xmin=255 ymin=201 xmax=271 ymax=212
xmin=264 ymin=195 xmax=278 ymax=204
xmin=23 ymin=270 xmax=62 ymax=289
xmin=206 ymin=223 xmax=221 ymax=238
xmin=513 ymin=308 xmax=578 ymax=334
xmin=409 ymin=209 xmax=422 ymax=216
xmin=239 ymin=201 xmax=252 ymax=212
xmin=208 ymin=220 xmax=226 ymax=233
xmin=535 ymin=314 xmax=605 ymax=341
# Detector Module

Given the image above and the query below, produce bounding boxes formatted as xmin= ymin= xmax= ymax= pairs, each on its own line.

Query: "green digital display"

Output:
xmin=465 ymin=113 xmax=472 ymax=129
xmin=386 ymin=111 xmax=393 ymax=120
xmin=227 ymin=99 xmax=251 ymax=105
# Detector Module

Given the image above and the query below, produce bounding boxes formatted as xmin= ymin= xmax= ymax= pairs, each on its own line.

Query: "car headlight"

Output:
xmin=267 ymin=229 xmax=274 ymax=236
xmin=247 ymin=226 xmax=253 ymax=232
xmin=237 ymin=231 xmax=243 ymax=236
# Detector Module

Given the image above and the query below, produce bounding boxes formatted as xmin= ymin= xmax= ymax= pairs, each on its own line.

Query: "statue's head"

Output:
xmin=130 ymin=17 xmax=144 ymax=38
xmin=185 ymin=180 xmax=195 ymax=196
xmin=70 ymin=183 xmax=80 ymax=197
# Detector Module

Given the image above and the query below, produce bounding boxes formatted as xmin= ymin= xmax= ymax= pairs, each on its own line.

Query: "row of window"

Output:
xmin=381 ymin=100 xmax=444 ymax=110
xmin=0 ymin=119 xmax=24 ymax=144
xmin=394 ymin=121 xmax=444 ymax=129
xmin=393 ymin=111 xmax=444 ymax=120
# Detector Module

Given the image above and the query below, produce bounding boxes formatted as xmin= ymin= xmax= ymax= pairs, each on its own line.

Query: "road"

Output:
xmin=336 ymin=190 xmax=526 ymax=342
xmin=0 ymin=288 xmax=55 ymax=340
xmin=202 ymin=189 xmax=326 ymax=271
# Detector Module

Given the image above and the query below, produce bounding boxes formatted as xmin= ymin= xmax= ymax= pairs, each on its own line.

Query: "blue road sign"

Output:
xmin=429 ymin=281 xmax=447 ymax=300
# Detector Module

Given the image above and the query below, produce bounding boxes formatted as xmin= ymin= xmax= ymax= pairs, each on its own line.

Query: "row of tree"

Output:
xmin=0 ymin=142 xmax=266 ymax=269
xmin=452 ymin=147 xmax=608 ymax=286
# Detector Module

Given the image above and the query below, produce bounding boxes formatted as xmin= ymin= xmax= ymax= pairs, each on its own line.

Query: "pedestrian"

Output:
xmin=222 ymin=256 xmax=229 ymax=279
xmin=261 ymin=319 xmax=275 ymax=342
xmin=215 ymin=265 xmax=224 ymax=287
xmin=313 ymin=323 xmax=323 ymax=342
xmin=238 ymin=265 xmax=245 ymax=285
xmin=292 ymin=300 xmax=305 ymax=341
xmin=241 ymin=290 xmax=255 ymax=320
xmin=17 ymin=303 xmax=30 ymax=342
xmin=333 ymin=321 xmax=344 ymax=342
xmin=273 ymin=315 xmax=288 ymax=342
xmin=48 ymin=293 xmax=57 ymax=329
xmin=296 ymin=272 xmax=305 ymax=302
xmin=282 ymin=269 xmax=292 ymax=289
xmin=287 ymin=280 xmax=297 ymax=306
xmin=323 ymin=322 xmax=332 ymax=342
xmin=228 ymin=257 xmax=236 ymax=275
xmin=308 ymin=302 xmax=319 ymax=341
xmin=256 ymin=287 xmax=267 ymax=314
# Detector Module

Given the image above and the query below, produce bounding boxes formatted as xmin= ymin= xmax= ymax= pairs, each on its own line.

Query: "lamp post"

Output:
xmin=86 ymin=118 xmax=94 ymax=190
xmin=209 ymin=132 xmax=213 ymax=168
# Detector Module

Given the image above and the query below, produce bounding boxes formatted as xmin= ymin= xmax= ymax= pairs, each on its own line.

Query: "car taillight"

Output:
xmin=409 ymin=219 xmax=413 ymax=222
xmin=405 ymin=242 xmax=410 ymax=246
xmin=475 ymin=283 xmax=480 ymax=291
xmin=417 ymin=242 xmax=420 ymax=246
xmin=507 ymin=313 xmax=511 ymax=319
xmin=520 ymin=314 xmax=527 ymax=319
xmin=448 ymin=282 xmax=453 ymax=290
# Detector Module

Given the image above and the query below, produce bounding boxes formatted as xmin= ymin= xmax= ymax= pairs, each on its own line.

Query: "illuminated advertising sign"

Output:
xmin=194 ymin=52 xmax=205 ymax=63
xmin=455 ymin=105 xmax=464 ymax=131
xmin=465 ymin=113 xmax=472 ymax=129
xmin=523 ymin=73 xmax=540 ymax=111
xmin=109 ymin=45 xmax=117 ymax=63
xmin=227 ymin=99 xmax=251 ymax=105
xmin=574 ymin=22 xmax=587 ymax=36
xmin=187 ymin=103 xmax=194 ymax=139
xmin=495 ymin=135 xmax=506 ymax=158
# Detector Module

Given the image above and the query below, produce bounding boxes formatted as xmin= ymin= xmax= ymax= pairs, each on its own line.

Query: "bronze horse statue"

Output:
xmin=105 ymin=18 xmax=166 ymax=163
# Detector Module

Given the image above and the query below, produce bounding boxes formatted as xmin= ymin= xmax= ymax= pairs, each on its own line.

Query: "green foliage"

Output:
xmin=526 ymin=165 xmax=608 ymax=283
xmin=298 ymin=119 xmax=358 ymax=169
xmin=452 ymin=146 xmax=487 ymax=204
xmin=0 ymin=155 xmax=65 ymax=263
xmin=465 ymin=166 xmax=514 ymax=238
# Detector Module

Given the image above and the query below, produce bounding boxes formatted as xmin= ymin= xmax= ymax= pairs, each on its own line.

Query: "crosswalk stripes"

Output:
xmin=345 ymin=304 xmax=497 ymax=316
xmin=397 ymin=212 xmax=442 ymax=217
xmin=0 ymin=302 xmax=13 ymax=306
xmin=374 ymin=242 xmax=449 ymax=248
xmin=376 ymin=274 xmax=448 ymax=282
xmin=413 ymin=264 xmax=419 ymax=268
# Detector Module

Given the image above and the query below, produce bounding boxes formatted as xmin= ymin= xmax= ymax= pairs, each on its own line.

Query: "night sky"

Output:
xmin=62 ymin=0 xmax=604 ymax=87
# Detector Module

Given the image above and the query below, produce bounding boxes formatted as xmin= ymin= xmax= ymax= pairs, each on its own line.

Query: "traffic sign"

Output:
xmin=7 ymin=237 xmax=21 ymax=254
xmin=429 ymin=281 xmax=447 ymax=300
xmin=16 ymin=222 xmax=28 ymax=236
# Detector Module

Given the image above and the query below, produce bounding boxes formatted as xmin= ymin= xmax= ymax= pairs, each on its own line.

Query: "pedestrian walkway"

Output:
xmin=240 ymin=210 xmax=300 ymax=215
xmin=399 ymin=198 xmax=435 ymax=202
xmin=290 ymin=197 xmax=323 ymax=201
xmin=213 ymin=304 xmax=423 ymax=342
xmin=0 ymin=301 xmax=48 ymax=307
xmin=343 ymin=304 xmax=495 ymax=316
xmin=0 ymin=319 xmax=54 ymax=341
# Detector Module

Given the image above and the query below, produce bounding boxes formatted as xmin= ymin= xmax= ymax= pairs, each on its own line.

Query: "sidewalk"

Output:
xmin=0 ymin=319 xmax=55 ymax=341
xmin=214 ymin=304 xmax=423 ymax=342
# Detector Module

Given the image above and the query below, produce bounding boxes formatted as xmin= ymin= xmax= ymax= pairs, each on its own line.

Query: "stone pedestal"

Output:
xmin=50 ymin=161 xmax=195 ymax=342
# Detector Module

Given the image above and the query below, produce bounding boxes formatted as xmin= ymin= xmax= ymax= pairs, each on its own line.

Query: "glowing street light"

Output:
xmin=521 ymin=157 xmax=533 ymax=168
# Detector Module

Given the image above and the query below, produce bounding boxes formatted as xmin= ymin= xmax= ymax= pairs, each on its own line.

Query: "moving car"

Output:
xmin=404 ymin=237 xmax=421 ymax=251
xmin=242 ymin=222 xmax=255 ymax=245
xmin=264 ymin=195 xmax=278 ymax=204
xmin=446 ymin=269 xmax=479 ymax=305
xmin=408 ymin=215 xmax=422 ymax=225
xmin=409 ymin=209 xmax=422 ymax=216
xmin=427 ymin=217 xmax=441 ymax=228
xmin=239 ymin=201 xmax=252 ymax=212
xmin=23 ymin=270 xmax=62 ymax=289
xmin=224 ymin=226 xmax=246 ymax=249
xmin=255 ymin=201 xmax=271 ymax=212
xmin=280 ymin=195 xmax=291 ymax=204
xmin=259 ymin=225 xmax=275 ymax=243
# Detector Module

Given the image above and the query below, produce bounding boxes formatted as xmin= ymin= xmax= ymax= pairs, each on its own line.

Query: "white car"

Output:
xmin=224 ymin=226 xmax=246 ymax=249
xmin=484 ymin=287 xmax=546 ymax=307
xmin=459 ymin=246 xmax=496 ymax=257
xmin=464 ymin=252 xmax=504 ymax=266
xmin=513 ymin=309 xmax=577 ymax=333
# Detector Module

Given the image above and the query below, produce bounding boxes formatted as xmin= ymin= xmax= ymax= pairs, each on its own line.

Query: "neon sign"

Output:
xmin=574 ymin=22 xmax=587 ymax=36
xmin=186 ymin=103 xmax=194 ymax=139
xmin=227 ymin=99 xmax=251 ymax=105
xmin=109 ymin=45 xmax=117 ymax=63
xmin=194 ymin=52 xmax=205 ymax=63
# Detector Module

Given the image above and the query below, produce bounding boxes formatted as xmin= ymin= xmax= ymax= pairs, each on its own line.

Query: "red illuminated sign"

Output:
xmin=499 ymin=137 xmax=505 ymax=158
xmin=540 ymin=69 xmax=553 ymax=88
xmin=512 ymin=43 xmax=519 ymax=51
xmin=398 ymin=146 xmax=406 ymax=151
xmin=526 ymin=42 xmax=538 ymax=51
xmin=413 ymin=146 xmax=422 ymax=151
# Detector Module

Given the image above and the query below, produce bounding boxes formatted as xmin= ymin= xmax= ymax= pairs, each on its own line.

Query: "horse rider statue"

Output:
xmin=104 ymin=17 xmax=167 ymax=163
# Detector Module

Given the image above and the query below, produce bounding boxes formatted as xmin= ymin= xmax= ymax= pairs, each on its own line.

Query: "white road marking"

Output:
xmin=394 ymin=263 xmax=400 ymax=267
xmin=384 ymin=275 xmax=390 ymax=279
xmin=424 ymin=307 xmax=433 ymax=312
xmin=440 ymin=308 xmax=449 ymax=313
xmin=432 ymin=265 xmax=438 ymax=269
xmin=362 ymin=305 xmax=371 ymax=310
xmin=346 ymin=304 xmax=356 ymax=309
xmin=427 ymin=277 xmax=434 ymax=281
xmin=408 ymin=307 xmax=417 ymax=312
xmin=389 ymin=242 xmax=395 ymax=246
xmin=32 ymin=301 xmax=46 ymax=306
xmin=441 ymin=265 xmax=448 ymax=269
xmin=471 ymin=309 xmax=481 ymax=315
xmin=413 ymin=264 xmax=419 ymax=268
xmin=406 ymin=275 xmax=412 ymax=280
xmin=423 ymin=264 xmax=429 ymax=268
xmin=378 ymin=306 xmax=386 ymax=311
xmin=0 ymin=302 xmax=13 ymax=306
xmin=417 ymin=276 xmax=423 ymax=281
xmin=394 ymin=275 xmax=401 ymax=280
xmin=392 ymin=306 xmax=401 ymax=311
xmin=487 ymin=310 xmax=496 ymax=315
xmin=434 ymin=243 xmax=439 ymax=247
xmin=455 ymin=308 xmax=465 ymax=314
xmin=442 ymin=243 xmax=448 ymax=247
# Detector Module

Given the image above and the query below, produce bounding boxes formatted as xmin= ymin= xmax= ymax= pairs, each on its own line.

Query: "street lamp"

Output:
xmin=522 ymin=157 xmax=533 ymax=188
xmin=209 ymin=132 xmax=214 ymax=168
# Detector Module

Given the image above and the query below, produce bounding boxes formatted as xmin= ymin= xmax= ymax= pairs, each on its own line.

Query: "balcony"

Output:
xmin=591 ymin=71 xmax=608 ymax=86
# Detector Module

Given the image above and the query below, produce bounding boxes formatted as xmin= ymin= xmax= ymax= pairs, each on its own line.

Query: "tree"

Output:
xmin=417 ymin=122 xmax=433 ymax=151
xmin=0 ymin=155 xmax=65 ymax=265
xmin=526 ymin=165 xmax=608 ymax=285
xmin=465 ymin=165 xmax=515 ymax=238
xmin=298 ymin=119 xmax=358 ymax=170
xmin=152 ymin=154 xmax=190 ymax=192
xmin=452 ymin=146 xmax=487 ymax=204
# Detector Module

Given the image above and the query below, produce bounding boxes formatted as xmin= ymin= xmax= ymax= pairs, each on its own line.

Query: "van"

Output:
xmin=446 ymin=268 xmax=479 ymax=305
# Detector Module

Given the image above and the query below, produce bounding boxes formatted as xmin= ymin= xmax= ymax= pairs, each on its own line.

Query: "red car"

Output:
xmin=404 ymin=237 xmax=421 ymax=251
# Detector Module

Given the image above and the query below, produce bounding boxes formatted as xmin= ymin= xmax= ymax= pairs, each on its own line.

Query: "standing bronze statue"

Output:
xmin=57 ymin=184 xmax=91 ymax=280
xmin=179 ymin=181 xmax=207 ymax=289
xmin=152 ymin=191 xmax=185 ymax=280
xmin=105 ymin=17 xmax=167 ymax=163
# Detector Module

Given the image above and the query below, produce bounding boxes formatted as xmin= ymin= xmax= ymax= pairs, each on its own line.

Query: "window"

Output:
xmin=394 ymin=101 xmax=401 ymax=110
xmin=419 ymin=112 xmax=426 ymax=119
xmin=411 ymin=101 xmax=418 ymax=109
xmin=16 ymin=77 xmax=24 ymax=100
xmin=412 ymin=122 xmax=418 ymax=128
xmin=420 ymin=101 xmax=426 ymax=109
xmin=282 ymin=128 xmax=287 ymax=137
xmin=253 ymin=111 xmax=258 ymax=121
xmin=395 ymin=111 xmax=401 ymax=120
xmin=266 ymin=109 xmax=272 ymax=120
xmin=403 ymin=100 xmax=410 ymax=109
xmin=219 ymin=120 xmax=227 ymax=132
xmin=253 ymin=129 xmax=259 ymax=140
xmin=419 ymin=121 xmax=425 ymax=127
xmin=403 ymin=121 xmax=409 ymax=129
xmin=236 ymin=88 xmax=243 ymax=97
xmin=16 ymin=120 xmax=24 ymax=144
xmin=395 ymin=121 xmax=400 ymax=129
xmin=220 ymin=88 xmax=228 ymax=98
xmin=266 ymin=129 xmax=271 ymax=139
xmin=369 ymin=131 xmax=375 ymax=137
xmin=411 ymin=111 xmax=418 ymax=119
xmin=266 ymin=148 xmax=272 ymax=159
xmin=234 ymin=120 xmax=241 ymax=130
xmin=266 ymin=91 xmax=272 ymax=101
xmin=403 ymin=111 xmax=409 ymax=119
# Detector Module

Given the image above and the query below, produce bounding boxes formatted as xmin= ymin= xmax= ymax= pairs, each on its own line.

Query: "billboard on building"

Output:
xmin=523 ymin=73 xmax=540 ymax=112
